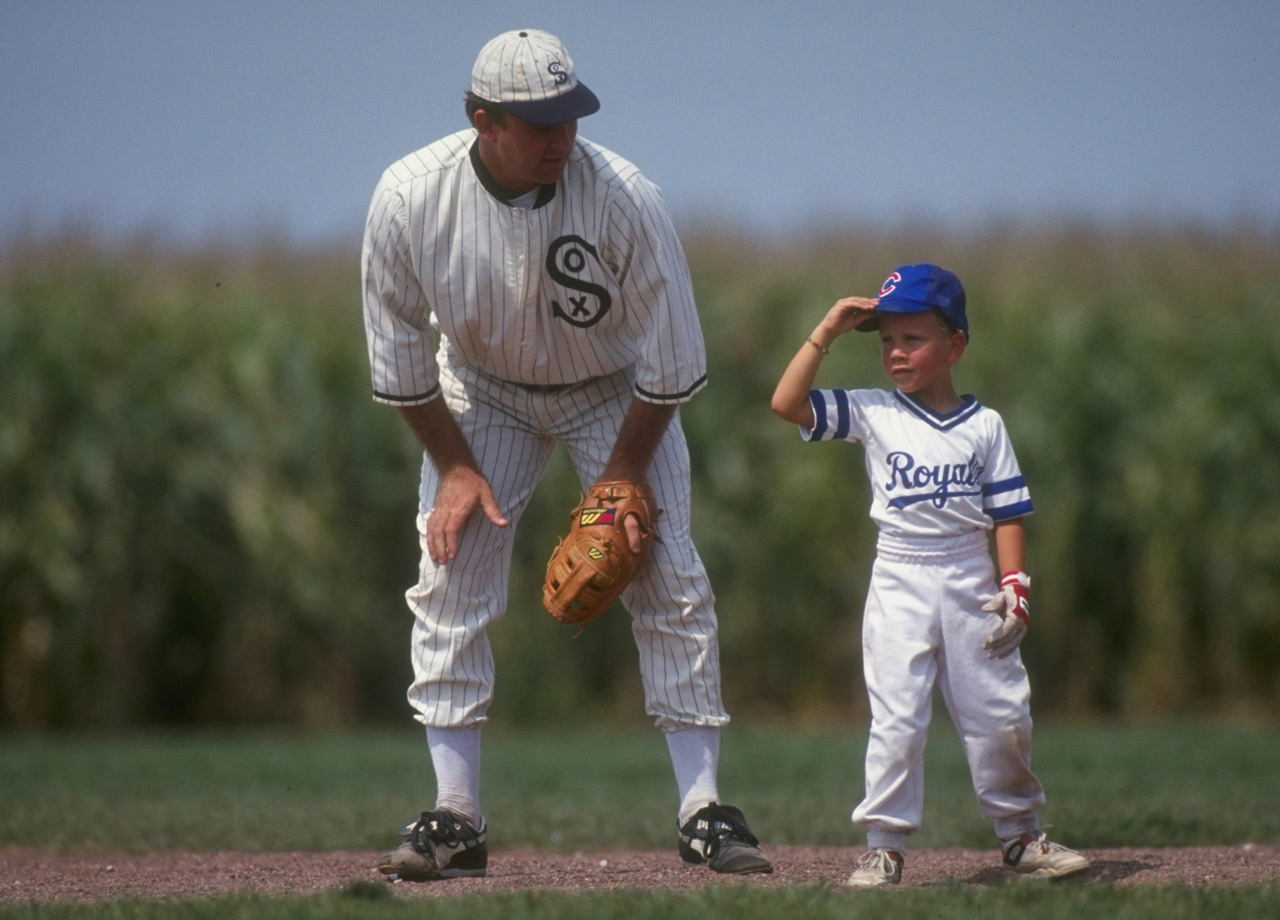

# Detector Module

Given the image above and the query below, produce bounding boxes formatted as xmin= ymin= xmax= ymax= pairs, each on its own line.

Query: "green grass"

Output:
xmin=3 ymin=884 xmax=1280 ymax=920
xmin=3 ymin=723 xmax=1278 ymax=917
xmin=2 ymin=721 xmax=1277 ymax=853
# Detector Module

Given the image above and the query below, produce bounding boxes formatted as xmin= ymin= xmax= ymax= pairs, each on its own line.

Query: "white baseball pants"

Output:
xmin=852 ymin=531 xmax=1045 ymax=849
xmin=404 ymin=363 xmax=728 ymax=733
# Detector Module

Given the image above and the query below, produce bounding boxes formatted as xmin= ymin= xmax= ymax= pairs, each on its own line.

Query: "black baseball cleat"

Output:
xmin=678 ymin=802 xmax=773 ymax=874
xmin=377 ymin=810 xmax=488 ymax=881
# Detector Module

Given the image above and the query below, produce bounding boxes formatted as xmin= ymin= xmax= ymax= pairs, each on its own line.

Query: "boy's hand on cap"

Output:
xmin=822 ymin=296 xmax=880 ymax=338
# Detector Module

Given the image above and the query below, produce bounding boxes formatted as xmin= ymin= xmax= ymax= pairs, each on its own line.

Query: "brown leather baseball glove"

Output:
xmin=542 ymin=481 xmax=658 ymax=630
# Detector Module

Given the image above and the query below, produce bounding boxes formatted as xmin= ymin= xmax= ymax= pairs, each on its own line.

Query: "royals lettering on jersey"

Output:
xmin=884 ymin=451 xmax=985 ymax=509
xmin=802 ymin=388 xmax=1032 ymax=538
xmin=361 ymin=130 xmax=707 ymax=406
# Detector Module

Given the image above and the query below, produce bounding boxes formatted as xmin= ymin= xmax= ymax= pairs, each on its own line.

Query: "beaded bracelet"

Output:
xmin=806 ymin=334 xmax=830 ymax=356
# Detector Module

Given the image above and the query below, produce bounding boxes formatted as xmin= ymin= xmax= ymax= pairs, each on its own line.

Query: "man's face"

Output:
xmin=476 ymin=110 xmax=577 ymax=195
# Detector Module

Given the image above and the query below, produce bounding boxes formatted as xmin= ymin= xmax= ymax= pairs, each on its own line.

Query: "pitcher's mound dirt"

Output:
xmin=4 ymin=845 xmax=1278 ymax=902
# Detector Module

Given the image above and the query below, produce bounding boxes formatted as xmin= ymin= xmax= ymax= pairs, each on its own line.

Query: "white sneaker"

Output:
xmin=1001 ymin=832 xmax=1090 ymax=879
xmin=845 ymin=848 xmax=903 ymax=888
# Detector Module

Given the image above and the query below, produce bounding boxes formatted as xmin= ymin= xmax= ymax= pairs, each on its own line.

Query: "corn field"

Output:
xmin=1 ymin=223 xmax=1277 ymax=727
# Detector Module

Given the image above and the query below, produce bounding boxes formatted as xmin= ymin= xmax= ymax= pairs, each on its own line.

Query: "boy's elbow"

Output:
xmin=770 ymin=393 xmax=796 ymax=421
xmin=770 ymin=395 xmax=809 ymax=427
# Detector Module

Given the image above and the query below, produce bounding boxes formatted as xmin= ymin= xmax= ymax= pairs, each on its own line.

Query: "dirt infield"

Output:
xmin=3 ymin=845 xmax=1278 ymax=901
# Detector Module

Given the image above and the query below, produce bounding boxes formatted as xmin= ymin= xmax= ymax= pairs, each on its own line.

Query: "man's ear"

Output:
xmin=948 ymin=331 xmax=967 ymax=363
xmin=473 ymin=109 xmax=500 ymax=143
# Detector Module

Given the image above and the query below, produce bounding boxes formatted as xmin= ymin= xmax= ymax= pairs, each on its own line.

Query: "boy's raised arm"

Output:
xmin=771 ymin=296 xmax=879 ymax=427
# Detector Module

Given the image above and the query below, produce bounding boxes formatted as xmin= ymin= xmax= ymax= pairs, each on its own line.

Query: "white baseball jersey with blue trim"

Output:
xmin=362 ymin=129 xmax=707 ymax=406
xmin=802 ymin=388 xmax=1032 ymax=537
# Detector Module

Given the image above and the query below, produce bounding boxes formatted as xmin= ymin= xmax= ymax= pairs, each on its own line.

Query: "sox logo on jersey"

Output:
xmin=547 ymin=234 xmax=612 ymax=326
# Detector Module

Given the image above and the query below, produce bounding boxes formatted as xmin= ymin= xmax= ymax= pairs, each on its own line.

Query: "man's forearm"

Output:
xmin=599 ymin=399 xmax=677 ymax=482
xmin=396 ymin=397 xmax=481 ymax=475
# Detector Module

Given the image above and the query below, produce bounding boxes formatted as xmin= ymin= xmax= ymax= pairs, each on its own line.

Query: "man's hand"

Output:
xmin=589 ymin=491 xmax=649 ymax=554
xmin=396 ymin=399 xmax=509 ymax=566
xmin=623 ymin=512 xmax=645 ymax=554
xmin=427 ymin=465 xmax=508 ymax=564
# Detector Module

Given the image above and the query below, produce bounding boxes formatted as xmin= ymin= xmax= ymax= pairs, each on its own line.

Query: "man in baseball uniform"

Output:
xmin=362 ymin=29 xmax=770 ymax=880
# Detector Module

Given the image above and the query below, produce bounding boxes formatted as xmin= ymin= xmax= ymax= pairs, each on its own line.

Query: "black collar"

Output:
xmin=469 ymin=140 xmax=557 ymax=209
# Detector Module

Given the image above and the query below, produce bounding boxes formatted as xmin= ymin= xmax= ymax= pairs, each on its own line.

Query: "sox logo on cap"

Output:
xmin=470 ymin=29 xmax=600 ymax=124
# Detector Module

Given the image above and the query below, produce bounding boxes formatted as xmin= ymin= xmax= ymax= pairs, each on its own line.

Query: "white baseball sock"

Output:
xmin=666 ymin=725 xmax=721 ymax=825
xmin=426 ymin=725 xmax=482 ymax=827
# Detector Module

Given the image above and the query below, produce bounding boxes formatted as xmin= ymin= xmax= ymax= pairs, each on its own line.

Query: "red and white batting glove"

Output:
xmin=982 ymin=571 xmax=1030 ymax=660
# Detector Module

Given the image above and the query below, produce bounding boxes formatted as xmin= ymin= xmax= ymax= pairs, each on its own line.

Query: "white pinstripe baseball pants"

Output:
xmin=852 ymin=531 xmax=1045 ymax=849
xmin=404 ymin=363 xmax=728 ymax=733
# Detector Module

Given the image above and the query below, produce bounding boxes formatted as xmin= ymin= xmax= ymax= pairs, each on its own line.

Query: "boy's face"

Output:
xmin=877 ymin=311 xmax=966 ymax=396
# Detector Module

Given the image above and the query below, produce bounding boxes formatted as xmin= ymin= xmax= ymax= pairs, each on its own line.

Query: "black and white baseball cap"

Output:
xmin=471 ymin=29 xmax=600 ymax=125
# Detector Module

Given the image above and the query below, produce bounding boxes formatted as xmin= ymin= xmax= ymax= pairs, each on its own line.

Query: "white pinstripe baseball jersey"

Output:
xmin=362 ymin=129 xmax=707 ymax=406
xmin=802 ymin=388 xmax=1033 ymax=539
xmin=360 ymin=122 xmax=728 ymax=734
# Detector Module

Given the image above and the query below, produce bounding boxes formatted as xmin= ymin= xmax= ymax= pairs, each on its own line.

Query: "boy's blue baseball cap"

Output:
xmin=860 ymin=263 xmax=968 ymax=341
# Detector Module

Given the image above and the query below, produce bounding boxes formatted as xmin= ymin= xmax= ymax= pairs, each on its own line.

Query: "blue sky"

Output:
xmin=2 ymin=1 xmax=1277 ymax=247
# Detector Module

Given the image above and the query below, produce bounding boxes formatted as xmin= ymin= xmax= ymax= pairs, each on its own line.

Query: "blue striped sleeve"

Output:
xmin=808 ymin=390 xmax=829 ymax=441
xmin=984 ymin=475 xmax=1033 ymax=520
xmin=982 ymin=475 xmax=1027 ymax=497
xmin=988 ymin=499 xmax=1034 ymax=521
xmin=832 ymin=388 xmax=851 ymax=440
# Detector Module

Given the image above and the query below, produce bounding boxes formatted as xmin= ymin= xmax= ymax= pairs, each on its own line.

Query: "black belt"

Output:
xmin=479 ymin=368 xmax=608 ymax=393
xmin=514 ymin=379 xmax=594 ymax=393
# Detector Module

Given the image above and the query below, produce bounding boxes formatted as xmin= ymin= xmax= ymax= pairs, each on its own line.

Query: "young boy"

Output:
xmin=770 ymin=263 xmax=1090 ymax=887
